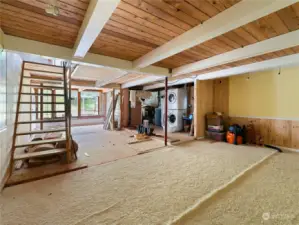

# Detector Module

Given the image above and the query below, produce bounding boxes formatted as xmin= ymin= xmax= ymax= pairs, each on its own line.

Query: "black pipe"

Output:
xmin=264 ymin=144 xmax=283 ymax=153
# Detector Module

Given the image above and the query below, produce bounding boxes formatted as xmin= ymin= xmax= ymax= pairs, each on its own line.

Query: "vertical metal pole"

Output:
xmin=164 ymin=77 xmax=168 ymax=146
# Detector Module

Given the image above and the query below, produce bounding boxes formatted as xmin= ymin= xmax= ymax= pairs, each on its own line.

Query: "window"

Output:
xmin=80 ymin=91 xmax=99 ymax=116
xmin=98 ymin=93 xmax=105 ymax=116
xmin=31 ymin=89 xmax=103 ymax=119
xmin=71 ymin=90 xmax=78 ymax=117
xmin=55 ymin=90 xmax=65 ymax=118
xmin=43 ymin=89 xmax=52 ymax=119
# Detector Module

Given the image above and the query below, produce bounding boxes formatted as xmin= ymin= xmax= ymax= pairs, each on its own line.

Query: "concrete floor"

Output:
xmin=1 ymin=140 xmax=289 ymax=225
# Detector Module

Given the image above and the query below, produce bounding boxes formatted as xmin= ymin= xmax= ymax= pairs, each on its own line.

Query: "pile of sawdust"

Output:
xmin=173 ymin=152 xmax=299 ymax=225
xmin=1 ymin=142 xmax=273 ymax=225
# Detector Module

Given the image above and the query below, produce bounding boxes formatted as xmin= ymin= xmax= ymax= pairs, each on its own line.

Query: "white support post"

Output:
xmin=3 ymin=35 xmax=169 ymax=77
xmin=73 ymin=0 xmax=121 ymax=58
xmin=173 ymin=30 xmax=299 ymax=76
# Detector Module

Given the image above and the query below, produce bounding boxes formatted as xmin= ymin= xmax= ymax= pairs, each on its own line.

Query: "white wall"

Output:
xmin=142 ymin=91 xmax=159 ymax=107
xmin=0 ymin=51 xmax=28 ymax=187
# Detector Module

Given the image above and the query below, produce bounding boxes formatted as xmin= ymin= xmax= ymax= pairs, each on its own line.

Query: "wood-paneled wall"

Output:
xmin=193 ymin=77 xmax=299 ymax=149
xmin=228 ymin=117 xmax=299 ymax=149
xmin=211 ymin=77 xmax=299 ymax=149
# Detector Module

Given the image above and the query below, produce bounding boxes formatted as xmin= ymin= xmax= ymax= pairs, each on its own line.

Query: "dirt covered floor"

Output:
xmin=174 ymin=151 xmax=299 ymax=225
xmin=0 ymin=141 xmax=279 ymax=225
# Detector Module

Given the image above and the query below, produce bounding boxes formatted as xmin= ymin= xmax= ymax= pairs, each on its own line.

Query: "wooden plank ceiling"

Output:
xmin=91 ymin=0 xmax=299 ymax=69
xmin=167 ymin=2 xmax=299 ymax=69
xmin=0 ymin=0 xmax=89 ymax=48
xmin=90 ymin=0 xmax=242 ymax=65
xmin=1 ymin=0 xmax=299 ymax=76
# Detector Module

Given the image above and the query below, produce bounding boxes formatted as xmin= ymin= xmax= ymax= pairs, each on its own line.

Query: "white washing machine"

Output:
xmin=162 ymin=109 xmax=186 ymax=133
xmin=167 ymin=88 xmax=187 ymax=110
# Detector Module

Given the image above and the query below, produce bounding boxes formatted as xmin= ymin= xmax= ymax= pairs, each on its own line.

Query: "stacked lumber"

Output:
xmin=104 ymin=94 xmax=119 ymax=130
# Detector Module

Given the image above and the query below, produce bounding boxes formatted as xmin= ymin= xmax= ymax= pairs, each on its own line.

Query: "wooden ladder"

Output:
xmin=8 ymin=61 xmax=72 ymax=175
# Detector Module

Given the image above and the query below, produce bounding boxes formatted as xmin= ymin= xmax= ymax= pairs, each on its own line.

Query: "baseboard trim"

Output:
xmin=0 ymin=165 xmax=10 ymax=192
xmin=229 ymin=115 xmax=299 ymax=121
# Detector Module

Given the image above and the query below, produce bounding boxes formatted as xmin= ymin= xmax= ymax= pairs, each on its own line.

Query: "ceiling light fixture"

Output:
xmin=45 ymin=0 xmax=59 ymax=16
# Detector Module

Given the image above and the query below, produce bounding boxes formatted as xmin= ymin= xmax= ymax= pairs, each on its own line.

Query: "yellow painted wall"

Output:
xmin=229 ymin=66 xmax=299 ymax=118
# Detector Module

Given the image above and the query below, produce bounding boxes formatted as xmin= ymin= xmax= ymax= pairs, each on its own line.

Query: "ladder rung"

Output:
xmin=14 ymin=148 xmax=67 ymax=160
xmin=22 ymin=84 xmax=64 ymax=89
xmin=19 ymin=102 xmax=65 ymax=104
xmin=18 ymin=119 xmax=66 ymax=124
xmin=24 ymin=69 xmax=63 ymax=75
xmin=24 ymin=61 xmax=63 ymax=68
xmin=15 ymin=138 xmax=66 ymax=148
xmin=20 ymin=93 xmax=65 ymax=96
xmin=23 ymin=76 xmax=63 ymax=81
xmin=16 ymin=128 xmax=66 ymax=136
xmin=19 ymin=111 xmax=66 ymax=113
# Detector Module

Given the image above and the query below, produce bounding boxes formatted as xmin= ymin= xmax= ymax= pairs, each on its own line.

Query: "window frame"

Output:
xmin=33 ymin=88 xmax=105 ymax=119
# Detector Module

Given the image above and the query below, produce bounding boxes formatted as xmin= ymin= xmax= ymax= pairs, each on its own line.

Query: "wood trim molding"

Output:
xmin=229 ymin=115 xmax=299 ymax=121
xmin=0 ymin=164 xmax=10 ymax=191
xmin=122 ymin=76 xmax=161 ymax=88
xmin=195 ymin=53 xmax=299 ymax=80
xmin=143 ymin=77 xmax=194 ymax=90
